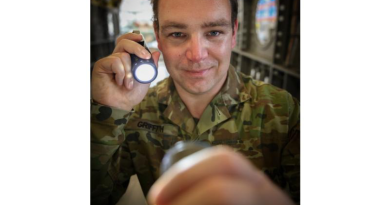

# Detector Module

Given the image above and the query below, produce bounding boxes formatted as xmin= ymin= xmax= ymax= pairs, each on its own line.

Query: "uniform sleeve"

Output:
xmin=280 ymin=95 xmax=300 ymax=204
xmin=91 ymin=102 xmax=135 ymax=205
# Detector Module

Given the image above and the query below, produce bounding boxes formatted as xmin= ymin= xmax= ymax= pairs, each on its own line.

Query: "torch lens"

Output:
xmin=134 ymin=64 xmax=156 ymax=82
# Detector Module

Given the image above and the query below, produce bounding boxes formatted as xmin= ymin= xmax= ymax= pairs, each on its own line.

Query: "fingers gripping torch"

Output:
xmin=130 ymin=30 xmax=158 ymax=84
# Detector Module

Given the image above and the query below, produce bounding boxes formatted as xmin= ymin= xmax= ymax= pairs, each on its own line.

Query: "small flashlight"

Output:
xmin=130 ymin=30 xmax=158 ymax=84
xmin=160 ymin=141 xmax=210 ymax=176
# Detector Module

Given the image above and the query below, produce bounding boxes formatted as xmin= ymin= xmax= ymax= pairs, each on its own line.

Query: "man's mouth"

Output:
xmin=183 ymin=68 xmax=211 ymax=77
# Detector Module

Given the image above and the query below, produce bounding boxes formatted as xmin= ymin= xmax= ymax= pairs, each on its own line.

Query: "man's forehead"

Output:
xmin=157 ymin=0 xmax=231 ymax=23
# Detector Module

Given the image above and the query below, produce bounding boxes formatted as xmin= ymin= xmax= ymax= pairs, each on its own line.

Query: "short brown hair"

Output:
xmin=150 ymin=0 xmax=238 ymax=31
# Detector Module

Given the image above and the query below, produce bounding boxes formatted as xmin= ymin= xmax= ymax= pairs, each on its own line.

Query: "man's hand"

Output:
xmin=91 ymin=32 xmax=160 ymax=111
xmin=148 ymin=146 xmax=294 ymax=205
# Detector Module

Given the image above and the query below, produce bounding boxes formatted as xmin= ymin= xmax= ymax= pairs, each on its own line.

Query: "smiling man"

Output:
xmin=91 ymin=0 xmax=300 ymax=204
xmin=156 ymin=0 xmax=236 ymax=119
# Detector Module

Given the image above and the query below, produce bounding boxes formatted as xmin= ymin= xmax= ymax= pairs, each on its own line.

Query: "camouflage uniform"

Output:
xmin=91 ymin=65 xmax=300 ymax=205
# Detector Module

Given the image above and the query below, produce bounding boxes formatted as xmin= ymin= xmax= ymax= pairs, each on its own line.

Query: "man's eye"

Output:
xmin=171 ymin=32 xmax=184 ymax=38
xmin=208 ymin=31 xmax=221 ymax=36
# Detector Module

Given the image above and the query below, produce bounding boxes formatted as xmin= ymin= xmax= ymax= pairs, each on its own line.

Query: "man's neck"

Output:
xmin=179 ymin=92 xmax=213 ymax=119
xmin=175 ymin=76 xmax=227 ymax=119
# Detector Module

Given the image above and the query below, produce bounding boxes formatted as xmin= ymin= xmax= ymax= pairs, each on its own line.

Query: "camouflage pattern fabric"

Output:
xmin=91 ymin=65 xmax=300 ymax=205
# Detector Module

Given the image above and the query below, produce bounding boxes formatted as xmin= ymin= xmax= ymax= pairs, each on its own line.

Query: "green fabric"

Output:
xmin=91 ymin=65 xmax=300 ymax=205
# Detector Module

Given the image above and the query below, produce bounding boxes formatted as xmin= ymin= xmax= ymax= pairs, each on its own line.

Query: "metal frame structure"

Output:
xmin=231 ymin=0 xmax=300 ymax=99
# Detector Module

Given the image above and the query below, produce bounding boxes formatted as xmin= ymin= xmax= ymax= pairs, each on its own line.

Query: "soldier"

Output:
xmin=91 ymin=0 xmax=300 ymax=204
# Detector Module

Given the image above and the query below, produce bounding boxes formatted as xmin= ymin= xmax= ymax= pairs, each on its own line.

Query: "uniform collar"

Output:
xmin=156 ymin=65 xmax=252 ymax=134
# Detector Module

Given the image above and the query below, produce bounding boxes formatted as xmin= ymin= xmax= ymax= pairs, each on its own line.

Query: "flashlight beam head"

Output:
xmin=130 ymin=30 xmax=158 ymax=84
xmin=132 ymin=61 xmax=158 ymax=83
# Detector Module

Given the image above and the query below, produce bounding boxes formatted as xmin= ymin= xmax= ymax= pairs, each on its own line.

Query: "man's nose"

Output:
xmin=185 ymin=35 xmax=208 ymax=62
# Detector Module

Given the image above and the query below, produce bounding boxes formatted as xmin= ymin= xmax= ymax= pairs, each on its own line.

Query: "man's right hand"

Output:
xmin=92 ymin=32 xmax=160 ymax=111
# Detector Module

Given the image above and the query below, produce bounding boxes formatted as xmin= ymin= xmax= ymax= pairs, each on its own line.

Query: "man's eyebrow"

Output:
xmin=161 ymin=19 xmax=231 ymax=32
xmin=202 ymin=19 xmax=231 ymax=28
xmin=161 ymin=22 xmax=187 ymax=32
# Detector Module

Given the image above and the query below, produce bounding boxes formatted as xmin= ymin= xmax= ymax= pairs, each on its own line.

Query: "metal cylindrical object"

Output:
xmin=160 ymin=141 xmax=210 ymax=176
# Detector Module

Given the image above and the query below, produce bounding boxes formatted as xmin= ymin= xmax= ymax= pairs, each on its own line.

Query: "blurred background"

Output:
xmin=91 ymin=0 xmax=300 ymax=98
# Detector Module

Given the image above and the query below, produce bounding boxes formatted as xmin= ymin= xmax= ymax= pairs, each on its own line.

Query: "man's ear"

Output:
xmin=153 ymin=22 xmax=162 ymax=51
xmin=231 ymin=19 xmax=238 ymax=48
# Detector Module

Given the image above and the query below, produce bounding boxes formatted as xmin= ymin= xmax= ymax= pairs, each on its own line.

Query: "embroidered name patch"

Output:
xmin=137 ymin=121 xmax=164 ymax=133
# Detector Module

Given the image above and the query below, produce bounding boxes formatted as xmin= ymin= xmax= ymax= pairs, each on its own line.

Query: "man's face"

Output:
xmin=155 ymin=0 xmax=238 ymax=96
